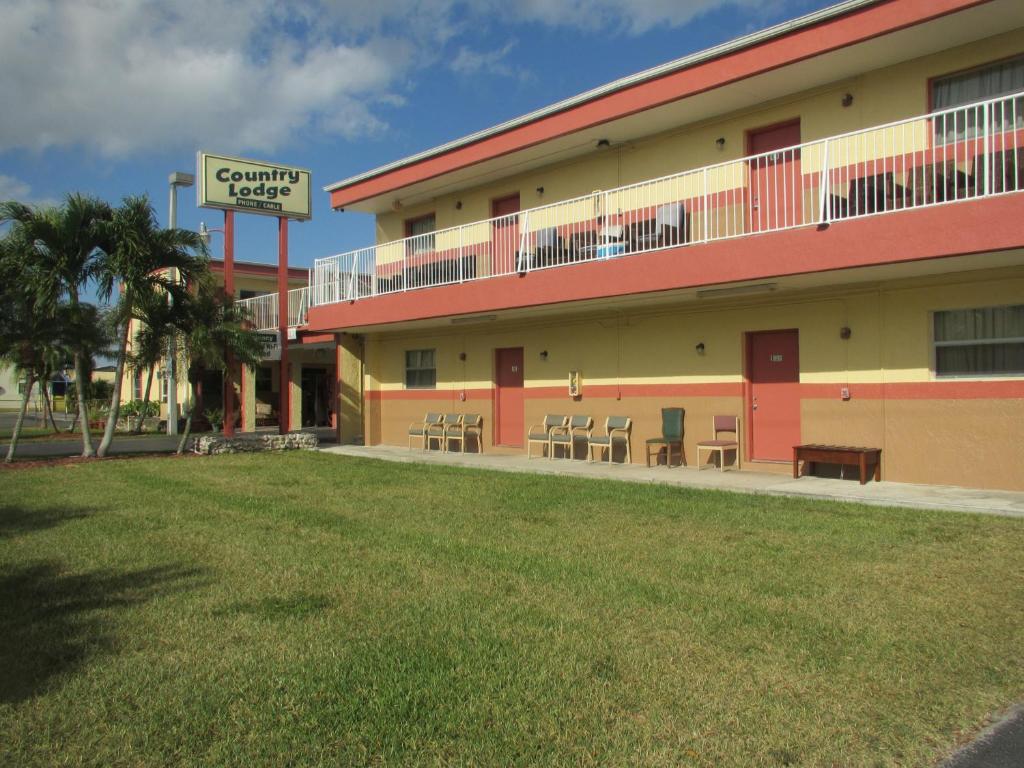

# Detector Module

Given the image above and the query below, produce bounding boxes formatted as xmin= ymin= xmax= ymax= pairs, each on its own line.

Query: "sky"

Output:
xmin=0 ymin=0 xmax=839 ymax=278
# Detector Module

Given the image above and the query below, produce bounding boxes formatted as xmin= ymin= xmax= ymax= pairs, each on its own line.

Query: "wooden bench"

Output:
xmin=793 ymin=444 xmax=881 ymax=485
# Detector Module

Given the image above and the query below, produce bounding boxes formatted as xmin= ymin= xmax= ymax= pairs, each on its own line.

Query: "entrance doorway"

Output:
xmin=747 ymin=119 xmax=802 ymax=233
xmin=747 ymin=329 xmax=801 ymax=461
xmin=491 ymin=193 xmax=521 ymax=274
xmin=301 ymin=366 xmax=333 ymax=427
xmin=494 ymin=347 xmax=524 ymax=447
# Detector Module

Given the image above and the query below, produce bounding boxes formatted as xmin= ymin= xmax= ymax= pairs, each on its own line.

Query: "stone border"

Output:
xmin=192 ymin=432 xmax=319 ymax=455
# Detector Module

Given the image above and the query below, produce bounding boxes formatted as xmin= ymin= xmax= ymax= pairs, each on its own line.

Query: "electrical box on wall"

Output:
xmin=841 ymin=387 xmax=851 ymax=401
xmin=568 ymin=370 xmax=581 ymax=398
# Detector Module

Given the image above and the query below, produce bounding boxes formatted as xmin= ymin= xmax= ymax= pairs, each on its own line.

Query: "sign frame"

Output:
xmin=197 ymin=151 xmax=312 ymax=220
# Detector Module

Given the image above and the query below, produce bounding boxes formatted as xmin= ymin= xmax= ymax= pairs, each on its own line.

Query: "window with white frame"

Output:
xmin=931 ymin=56 xmax=1024 ymax=141
xmin=404 ymin=349 xmax=436 ymax=389
xmin=933 ymin=305 xmax=1024 ymax=377
xmin=133 ymin=374 xmax=143 ymax=400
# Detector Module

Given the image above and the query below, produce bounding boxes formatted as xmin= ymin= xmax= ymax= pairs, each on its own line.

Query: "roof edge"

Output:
xmin=324 ymin=0 xmax=881 ymax=194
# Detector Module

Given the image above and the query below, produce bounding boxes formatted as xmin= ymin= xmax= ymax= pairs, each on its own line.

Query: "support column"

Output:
xmin=223 ymin=209 xmax=236 ymax=437
xmin=278 ymin=217 xmax=290 ymax=434
xmin=240 ymin=364 xmax=256 ymax=432
xmin=336 ymin=333 xmax=364 ymax=445
xmin=289 ymin=361 xmax=302 ymax=432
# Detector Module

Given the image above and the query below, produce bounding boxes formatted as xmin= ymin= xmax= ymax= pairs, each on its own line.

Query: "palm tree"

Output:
xmin=0 ymin=194 xmax=112 ymax=457
xmin=0 ymin=232 xmax=65 ymax=462
xmin=128 ymin=290 xmax=180 ymax=433
xmin=94 ymin=195 xmax=208 ymax=458
xmin=173 ymin=279 xmax=268 ymax=454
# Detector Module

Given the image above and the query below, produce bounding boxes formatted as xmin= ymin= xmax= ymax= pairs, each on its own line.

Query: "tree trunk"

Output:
xmin=5 ymin=373 xmax=34 ymax=464
xmin=97 ymin=313 xmax=132 ymax=458
xmin=176 ymin=375 xmax=196 ymax=455
xmin=41 ymin=383 xmax=60 ymax=433
xmin=134 ymin=365 xmax=155 ymax=434
xmin=70 ymin=291 xmax=95 ymax=457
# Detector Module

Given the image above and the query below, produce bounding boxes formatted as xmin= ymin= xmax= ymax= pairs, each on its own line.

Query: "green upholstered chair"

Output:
xmin=645 ymin=407 xmax=685 ymax=467
xmin=549 ymin=414 xmax=593 ymax=459
xmin=409 ymin=412 xmax=443 ymax=450
xmin=427 ymin=413 xmax=463 ymax=452
xmin=527 ymin=415 xmax=568 ymax=458
xmin=446 ymin=413 xmax=483 ymax=454
xmin=587 ymin=416 xmax=632 ymax=464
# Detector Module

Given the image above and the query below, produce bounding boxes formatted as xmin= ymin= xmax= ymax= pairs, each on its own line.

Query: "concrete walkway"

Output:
xmin=322 ymin=444 xmax=1024 ymax=518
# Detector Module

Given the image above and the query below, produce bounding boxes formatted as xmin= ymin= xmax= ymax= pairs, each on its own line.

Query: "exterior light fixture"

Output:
xmin=459 ymin=352 xmax=467 ymax=361
xmin=596 ymin=139 xmax=611 ymax=148
xmin=539 ymin=350 xmax=549 ymax=361
xmin=455 ymin=200 xmax=462 ymax=209
xmin=840 ymin=326 xmax=852 ymax=339
xmin=696 ymin=342 xmax=706 ymax=355
xmin=536 ymin=186 xmax=544 ymax=196
xmin=715 ymin=137 xmax=726 ymax=149
xmin=842 ymin=93 xmax=854 ymax=107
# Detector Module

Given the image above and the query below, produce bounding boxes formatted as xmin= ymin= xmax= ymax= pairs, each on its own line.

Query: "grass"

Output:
xmin=1 ymin=453 xmax=1022 ymax=767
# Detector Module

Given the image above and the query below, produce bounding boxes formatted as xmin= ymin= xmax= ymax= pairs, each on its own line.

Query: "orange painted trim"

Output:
xmin=292 ymin=332 xmax=335 ymax=346
xmin=801 ymin=380 xmax=1024 ymax=399
xmin=306 ymin=194 xmax=1024 ymax=332
xmin=329 ymin=0 xmax=990 ymax=208
xmin=210 ymin=260 xmax=307 ymax=280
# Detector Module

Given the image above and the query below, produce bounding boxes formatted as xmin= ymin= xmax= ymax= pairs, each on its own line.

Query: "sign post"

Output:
xmin=197 ymin=152 xmax=311 ymax=436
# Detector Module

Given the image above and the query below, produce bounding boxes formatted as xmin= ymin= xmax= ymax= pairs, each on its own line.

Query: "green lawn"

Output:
xmin=1 ymin=453 xmax=1022 ymax=767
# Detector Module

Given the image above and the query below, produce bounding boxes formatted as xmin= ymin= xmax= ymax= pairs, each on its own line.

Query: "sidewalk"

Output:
xmin=321 ymin=444 xmax=1024 ymax=518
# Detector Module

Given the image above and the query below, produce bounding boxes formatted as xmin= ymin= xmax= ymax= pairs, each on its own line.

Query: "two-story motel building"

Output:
xmin=244 ymin=0 xmax=1023 ymax=491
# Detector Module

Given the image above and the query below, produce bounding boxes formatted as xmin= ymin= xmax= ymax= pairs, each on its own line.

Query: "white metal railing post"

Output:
xmin=458 ymin=227 xmax=464 ymax=283
xmin=402 ymin=249 xmax=408 ymax=291
xmin=518 ymin=211 xmax=530 ymax=272
xmin=984 ymin=102 xmax=992 ymax=196
xmin=818 ymin=139 xmax=830 ymax=224
xmin=702 ymin=167 xmax=709 ymax=242
xmin=348 ymin=255 xmax=357 ymax=299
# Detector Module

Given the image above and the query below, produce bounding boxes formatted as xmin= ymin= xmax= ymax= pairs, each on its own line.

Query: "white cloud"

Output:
xmin=0 ymin=0 xmax=789 ymax=159
xmin=0 ymin=174 xmax=31 ymax=201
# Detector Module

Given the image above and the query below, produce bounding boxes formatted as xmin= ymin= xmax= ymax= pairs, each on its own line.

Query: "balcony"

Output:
xmin=238 ymin=286 xmax=309 ymax=332
xmin=308 ymin=92 xmax=1023 ymax=322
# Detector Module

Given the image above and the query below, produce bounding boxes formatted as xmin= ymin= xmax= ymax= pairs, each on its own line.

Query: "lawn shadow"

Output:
xmin=0 ymin=559 xmax=207 ymax=704
xmin=0 ymin=504 xmax=93 ymax=539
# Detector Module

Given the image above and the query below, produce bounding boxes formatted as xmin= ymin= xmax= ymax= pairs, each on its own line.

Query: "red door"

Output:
xmin=747 ymin=120 xmax=802 ymax=233
xmin=748 ymin=330 xmax=801 ymax=461
xmin=492 ymin=194 xmax=521 ymax=274
xmin=494 ymin=347 xmax=524 ymax=447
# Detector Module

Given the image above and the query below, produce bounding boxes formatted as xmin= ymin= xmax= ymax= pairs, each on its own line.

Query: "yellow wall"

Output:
xmin=360 ymin=267 xmax=1024 ymax=490
xmin=375 ymin=31 xmax=1024 ymax=245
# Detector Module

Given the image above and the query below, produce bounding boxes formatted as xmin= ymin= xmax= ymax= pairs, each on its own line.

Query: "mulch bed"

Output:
xmin=1 ymin=452 xmax=201 ymax=471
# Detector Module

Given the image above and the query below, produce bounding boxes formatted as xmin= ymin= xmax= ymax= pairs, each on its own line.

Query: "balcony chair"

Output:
xmin=645 ymin=407 xmax=685 ymax=467
xmin=696 ymin=415 xmax=741 ymax=471
xmin=534 ymin=227 xmax=567 ymax=268
xmin=549 ymin=415 xmax=593 ymax=460
xmin=588 ymin=416 xmax=632 ymax=464
xmin=527 ymin=414 xmax=568 ymax=458
xmin=655 ymin=202 xmax=688 ymax=247
xmin=426 ymin=413 xmax=463 ymax=452
xmin=570 ymin=230 xmax=598 ymax=261
xmin=446 ymin=413 xmax=483 ymax=454
xmin=409 ymin=412 xmax=443 ymax=450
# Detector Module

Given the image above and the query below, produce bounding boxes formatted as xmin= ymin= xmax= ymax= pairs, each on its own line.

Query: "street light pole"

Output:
xmin=167 ymin=171 xmax=194 ymax=436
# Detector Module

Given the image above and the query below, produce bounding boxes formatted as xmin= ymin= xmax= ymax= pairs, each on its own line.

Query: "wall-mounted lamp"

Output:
xmin=455 ymin=200 xmax=462 ymax=210
xmin=539 ymin=350 xmax=549 ymax=361
xmin=715 ymin=137 xmax=726 ymax=150
xmin=391 ymin=199 xmax=402 ymax=211
xmin=596 ymin=138 xmax=611 ymax=148
xmin=459 ymin=352 xmax=467 ymax=361
xmin=535 ymin=186 xmax=544 ymax=196
xmin=842 ymin=93 xmax=854 ymax=108
xmin=839 ymin=326 xmax=852 ymax=340
xmin=696 ymin=342 xmax=706 ymax=355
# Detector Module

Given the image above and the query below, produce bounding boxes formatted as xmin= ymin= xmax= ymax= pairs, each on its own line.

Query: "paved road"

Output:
xmin=942 ymin=706 xmax=1024 ymax=768
xmin=1 ymin=434 xmax=182 ymax=459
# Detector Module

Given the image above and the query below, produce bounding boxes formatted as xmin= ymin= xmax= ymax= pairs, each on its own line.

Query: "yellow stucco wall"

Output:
xmin=359 ymin=267 xmax=1024 ymax=490
xmin=374 ymin=31 xmax=1024 ymax=246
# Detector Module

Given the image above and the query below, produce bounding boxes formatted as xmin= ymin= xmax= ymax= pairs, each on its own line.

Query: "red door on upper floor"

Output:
xmin=747 ymin=329 xmax=801 ymax=461
xmin=494 ymin=347 xmax=524 ymax=447
xmin=491 ymin=193 xmax=521 ymax=274
xmin=747 ymin=120 xmax=802 ymax=233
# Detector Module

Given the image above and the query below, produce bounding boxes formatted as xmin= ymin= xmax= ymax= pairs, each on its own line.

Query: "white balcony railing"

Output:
xmin=310 ymin=91 xmax=1023 ymax=308
xmin=238 ymin=286 xmax=310 ymax=332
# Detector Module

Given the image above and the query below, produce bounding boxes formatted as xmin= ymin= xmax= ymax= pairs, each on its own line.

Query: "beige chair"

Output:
xmin=527 ymin=415 xmax=568 ymax=458
xmin=696 ymin=416 xmax=741 ymax=471
xmin=588 ymin=416 xmax=632 ymax=464
xmin=409 ymin=412 xmax=443 ymax=450
xmin=446 ymin=413 xmax=483 ymax=453
xmin=549 ymin=415 xmax=593 ymax=459
xmin=426 ymin=413 xmax=463 ymax=452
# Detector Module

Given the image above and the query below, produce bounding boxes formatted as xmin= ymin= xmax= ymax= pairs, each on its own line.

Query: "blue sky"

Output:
xmin=0 ymin=0 xmax=836 ymax=278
